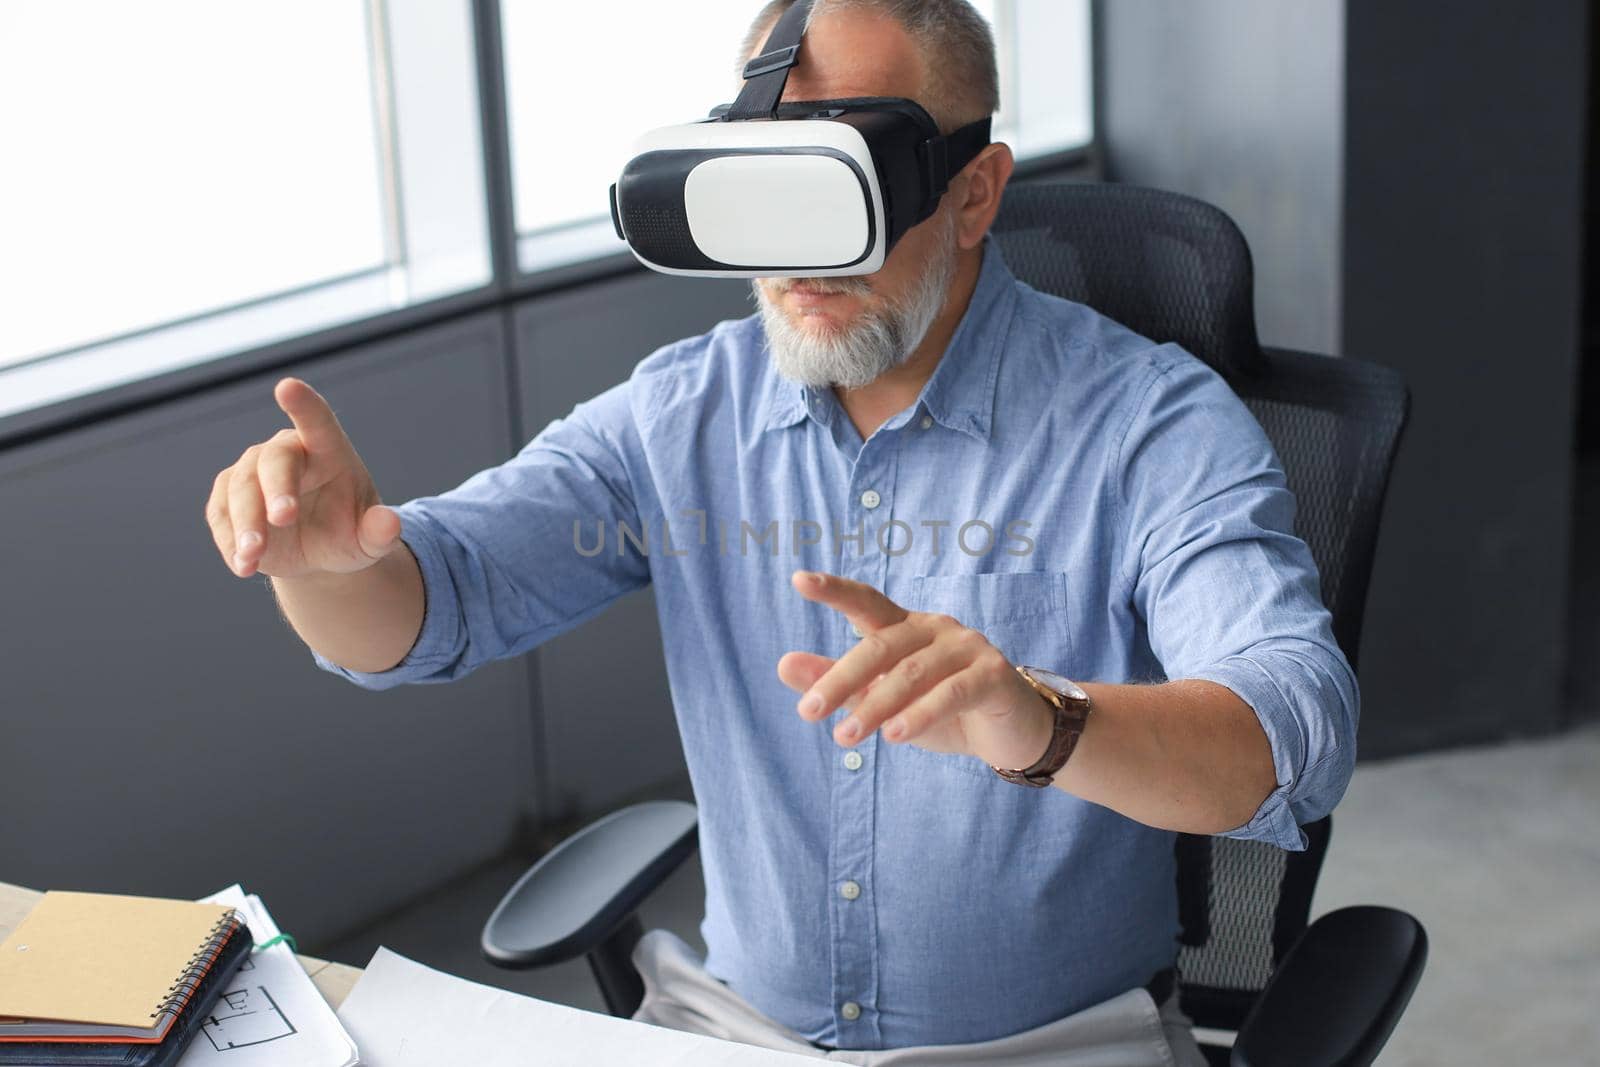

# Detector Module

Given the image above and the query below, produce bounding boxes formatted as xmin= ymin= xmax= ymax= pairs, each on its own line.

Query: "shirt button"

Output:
xmin=843 ymin=751 xmax=863 ymax=771
xmin=919 ymin=414 xmax=934 ymax=430
xmin=841 ymin=1001 xmax=862 ymax=1021
xmin=840 ymin=880 xmax=861 ymax=900
xmin=851 ymin=622 xmax=865 ymax=638
xmin=860 ymin=489 xmax=881 ymax=509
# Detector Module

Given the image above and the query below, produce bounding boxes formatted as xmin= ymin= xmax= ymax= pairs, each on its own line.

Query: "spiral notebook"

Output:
xmin=0 ymin=924 xmax=250 ymax=1067
xmin=0 ymin=893 xmax=238 ymax=1042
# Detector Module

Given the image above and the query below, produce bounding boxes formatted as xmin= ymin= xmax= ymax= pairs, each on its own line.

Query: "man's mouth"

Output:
xmin=786 ymin=286 xmax=857 ymax=313
xmin=775 ymin=278 xmax=869 ymax=297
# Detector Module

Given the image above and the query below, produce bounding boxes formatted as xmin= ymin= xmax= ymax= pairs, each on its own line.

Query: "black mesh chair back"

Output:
xmin=992 ymin=182 xmax=1409 ymax=1042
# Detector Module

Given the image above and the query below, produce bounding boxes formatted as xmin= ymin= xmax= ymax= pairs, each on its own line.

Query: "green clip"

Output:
xmin=253 ymin=933 xmax=298 ymax=953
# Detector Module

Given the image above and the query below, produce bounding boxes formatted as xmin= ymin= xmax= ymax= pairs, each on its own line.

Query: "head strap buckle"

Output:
xmin=725 ymin=0 xmax=815 ymax=121
xmin=743 ymin=43 xmax=800 ymax=81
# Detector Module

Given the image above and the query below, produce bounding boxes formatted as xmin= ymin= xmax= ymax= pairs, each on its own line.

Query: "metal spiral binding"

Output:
xmin=146 ymin=910 xmax=241 ymax=1021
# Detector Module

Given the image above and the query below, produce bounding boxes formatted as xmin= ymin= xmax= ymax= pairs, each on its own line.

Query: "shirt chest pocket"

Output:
xmin=906 ymin=571 xmax=1073 ymax=668
xmin=896 ymin=572 xmax=1073 ymax=782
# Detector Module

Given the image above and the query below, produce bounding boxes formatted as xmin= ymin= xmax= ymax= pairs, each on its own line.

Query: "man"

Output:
xmin=204 ymin=2 xmax=1355 ymax=1063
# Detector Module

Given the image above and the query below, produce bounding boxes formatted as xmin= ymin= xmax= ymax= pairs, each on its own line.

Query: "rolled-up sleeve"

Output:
xmin=314 ymin=379 xmax=652 ymax=690
xmin=1116 ymin=348 xmax=1359 ymax=851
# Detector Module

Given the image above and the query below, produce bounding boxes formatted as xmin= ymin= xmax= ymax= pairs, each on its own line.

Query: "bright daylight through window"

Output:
xmin=1 ymin=3 xmax=386 ymax=369
xmin=0 ymin=0 xmax=488 ymax=417
xmin=0 ymin=0 xmax=1089 ymax=419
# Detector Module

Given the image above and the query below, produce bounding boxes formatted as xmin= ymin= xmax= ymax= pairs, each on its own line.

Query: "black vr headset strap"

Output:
xmin=920 ymin=116 xmax=993 ymax=204
xmin=944 ymin=117 xmax=993 ymax=174
xmin=727 ymin=0 xmax=816 ymax=120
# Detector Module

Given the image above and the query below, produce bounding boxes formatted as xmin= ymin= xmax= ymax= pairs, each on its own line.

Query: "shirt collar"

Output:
xmin=761 ymin=234 xmax=1017 ymax=441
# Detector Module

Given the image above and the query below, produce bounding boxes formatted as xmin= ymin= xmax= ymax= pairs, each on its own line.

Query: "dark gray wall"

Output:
xmin=1097 ymin=0 xmax=1345 ymax=354
xmin=1344 ymin=1 xmax=1588 ymax=751
xmin=0 ymin=314 xmax=534 ymax=942
xmin=0 ymin=272 xmax=753 ymax=942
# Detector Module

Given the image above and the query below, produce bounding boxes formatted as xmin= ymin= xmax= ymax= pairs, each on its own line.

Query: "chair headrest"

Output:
xmin=991 ymin=182 xmax=1265 ymax=379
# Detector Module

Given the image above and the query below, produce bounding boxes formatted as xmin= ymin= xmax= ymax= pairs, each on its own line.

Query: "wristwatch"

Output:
xmin=992 ymin=665 xmax=1092 ymax=787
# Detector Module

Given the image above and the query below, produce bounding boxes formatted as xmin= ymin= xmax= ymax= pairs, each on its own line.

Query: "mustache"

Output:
xmin=764 ymin=276 xmax=872 ymax=297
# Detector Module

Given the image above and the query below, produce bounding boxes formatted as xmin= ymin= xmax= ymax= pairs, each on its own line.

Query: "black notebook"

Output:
xmin=0 ymin=924 xmax=251 ymax=1067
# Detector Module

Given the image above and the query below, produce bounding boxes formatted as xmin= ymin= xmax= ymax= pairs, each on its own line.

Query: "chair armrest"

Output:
xmin=480 ymin=800 xmax=699 ymax=969
xmin=1231 ymin=905 xmax=1427 ymax=1067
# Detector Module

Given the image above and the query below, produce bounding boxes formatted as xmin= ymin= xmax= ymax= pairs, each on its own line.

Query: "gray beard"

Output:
xmin=754 ymin=210 xmax=959 ymax=390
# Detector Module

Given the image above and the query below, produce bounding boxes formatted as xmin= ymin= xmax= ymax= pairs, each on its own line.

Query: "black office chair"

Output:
xmin=479 ymin=183 xmax=1426 ymax=1067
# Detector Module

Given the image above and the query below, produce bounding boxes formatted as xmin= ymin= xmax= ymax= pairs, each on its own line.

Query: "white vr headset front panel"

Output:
xmin=684 ymin=155 xmax=870 ymax=268
xmin=622 ymin=118 xmax=888 ymax=278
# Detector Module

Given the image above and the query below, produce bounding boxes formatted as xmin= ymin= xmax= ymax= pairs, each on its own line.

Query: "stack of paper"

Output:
xmin=338 ymin=948 xmax=822 ymax=1066
xmin=185 ymin=886 xmax=357 ymax=1067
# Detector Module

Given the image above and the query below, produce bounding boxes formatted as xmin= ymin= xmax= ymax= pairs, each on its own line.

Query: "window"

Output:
xmin=0 ymin=0 xmax=489 ymax=417
xmin=988 ymin=1 xmax=1095 ymax=158
xmin=500 ymin=0 xmax=1094 ymax=274
xmin=0 ymin=0 xmax=1093 ymax=421
xmin=0 ymin=2 xmax=385 ymax=368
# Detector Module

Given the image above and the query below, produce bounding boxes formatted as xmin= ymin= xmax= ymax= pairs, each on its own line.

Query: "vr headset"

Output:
xmin=609 ymin=0 xmax=991 ymax=278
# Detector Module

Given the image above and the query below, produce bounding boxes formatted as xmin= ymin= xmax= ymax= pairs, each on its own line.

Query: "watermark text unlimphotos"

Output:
xmin=573 ymin=510 xmax=1035 ymax=559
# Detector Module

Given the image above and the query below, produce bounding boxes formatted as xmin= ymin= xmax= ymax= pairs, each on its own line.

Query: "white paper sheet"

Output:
xmin=337 ymin=947 xmax=821 ymax=1066
xmin=183 ymin=885 xmax=358 ymax=1067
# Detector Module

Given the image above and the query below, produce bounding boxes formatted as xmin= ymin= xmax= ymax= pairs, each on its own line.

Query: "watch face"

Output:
xmin=1023 ymin=666 xmax=1087 ymax=701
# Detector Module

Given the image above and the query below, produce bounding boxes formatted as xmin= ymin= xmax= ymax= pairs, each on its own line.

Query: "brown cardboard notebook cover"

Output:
xmin=0 ymin=892 xmax=235 ymax=1030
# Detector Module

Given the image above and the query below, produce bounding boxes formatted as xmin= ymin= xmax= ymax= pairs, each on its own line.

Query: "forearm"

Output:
xmin=270 ymin=542 xmax=425 ymax=674
xmin=782 ymin=572 xmax=1294 ymax=836
xmin=1051 ymin=680 xmax=1277 ymax=835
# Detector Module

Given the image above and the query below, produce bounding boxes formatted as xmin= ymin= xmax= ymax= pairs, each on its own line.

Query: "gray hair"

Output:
xmin=736 ymin=0 xmax=999 ymax=135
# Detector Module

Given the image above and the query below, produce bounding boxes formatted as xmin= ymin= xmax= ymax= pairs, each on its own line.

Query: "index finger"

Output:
xmin=274 ymin=377 xmax=350 ymax=457
xmin=791 ymin=570 xmax=909 ymax=631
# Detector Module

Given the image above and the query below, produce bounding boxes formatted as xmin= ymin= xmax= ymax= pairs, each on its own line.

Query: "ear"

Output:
xmin=951 ymin=142 xmax=1015 ymax=252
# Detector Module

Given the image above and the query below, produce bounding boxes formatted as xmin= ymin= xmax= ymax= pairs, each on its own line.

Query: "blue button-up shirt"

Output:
xmin=317 ymin=238 xmax=1357 ymax=1049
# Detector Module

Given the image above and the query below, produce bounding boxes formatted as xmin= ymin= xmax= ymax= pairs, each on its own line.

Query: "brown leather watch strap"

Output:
xmin=993 ymin=666 xmax=1091 ymax=787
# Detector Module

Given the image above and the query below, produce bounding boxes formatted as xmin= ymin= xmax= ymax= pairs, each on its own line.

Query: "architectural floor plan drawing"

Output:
xmin=200 ymin=982 xmax=299 ymax=1052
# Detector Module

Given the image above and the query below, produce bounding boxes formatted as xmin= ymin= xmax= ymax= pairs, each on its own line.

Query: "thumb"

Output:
xmin=356 ymin=504 xmax=402 ymax=560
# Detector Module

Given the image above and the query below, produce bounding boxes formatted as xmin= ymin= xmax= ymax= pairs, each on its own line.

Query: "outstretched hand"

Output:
xmin=777 ymin=571 xmax=1053 ymax=771
xmin=204 ymin=377 xmax=400 ymax=579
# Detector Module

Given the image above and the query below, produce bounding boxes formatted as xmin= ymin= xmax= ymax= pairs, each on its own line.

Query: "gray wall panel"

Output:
xmin=1098 ymin=0 xmax=1344 ymax=354
xmin=512 ymin=270 xmax=751 ymax=817
xmin=1343 ymin=1 xmax=1586 ymax=752
xmin=0 ymin=313 xmax=533 ymax=941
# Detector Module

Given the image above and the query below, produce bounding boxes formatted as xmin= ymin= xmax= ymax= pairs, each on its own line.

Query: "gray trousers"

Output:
xmin=631 ymin=930 xmax=1209 ymax=1067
